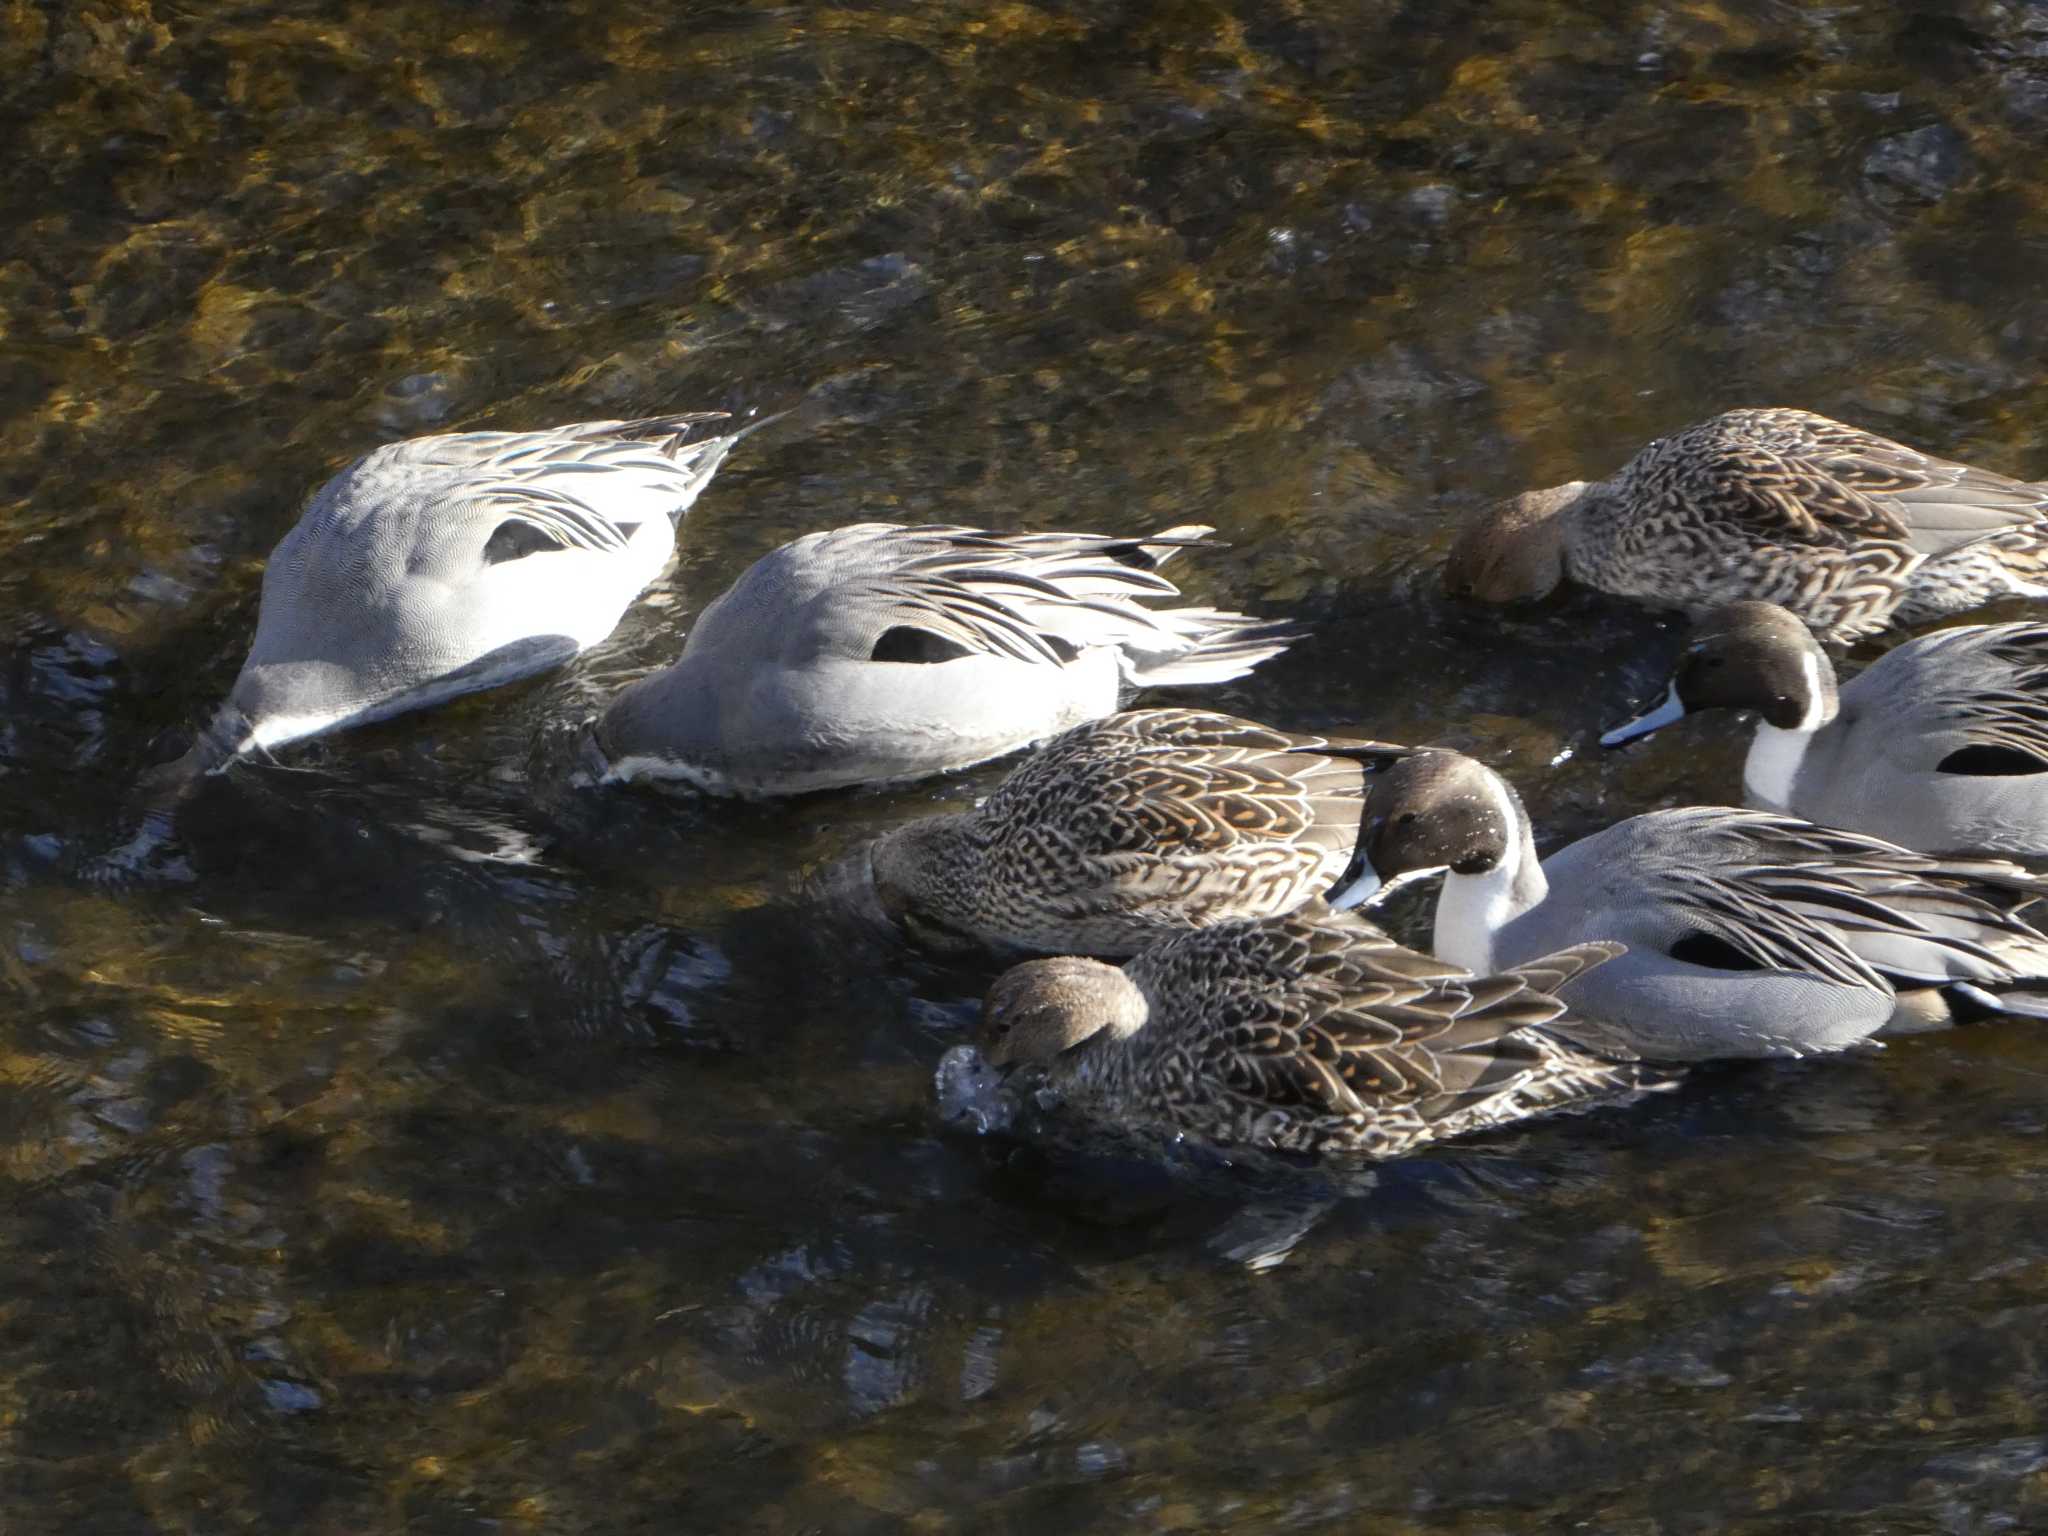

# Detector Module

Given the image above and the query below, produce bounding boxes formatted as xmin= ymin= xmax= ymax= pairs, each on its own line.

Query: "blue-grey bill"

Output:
xmin=1328 ymin=857 xmax=1382 ymax=910
xmin=1330 ymin=859 xmax=1450 ymax=911
xmin=1600 ymin=681 xmax=1687 ymax=748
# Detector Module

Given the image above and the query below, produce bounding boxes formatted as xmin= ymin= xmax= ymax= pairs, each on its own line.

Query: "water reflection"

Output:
xmin=7 ymin=0 xmax=2048 ymax=1527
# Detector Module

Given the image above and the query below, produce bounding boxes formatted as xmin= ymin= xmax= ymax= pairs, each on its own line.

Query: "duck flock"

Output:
xmin=159 ymin=404 xmax=2048 ymax=1162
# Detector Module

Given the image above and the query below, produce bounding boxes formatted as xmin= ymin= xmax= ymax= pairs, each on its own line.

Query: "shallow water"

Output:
xmin=6 ymin=0 xmax=2048 ymax=1529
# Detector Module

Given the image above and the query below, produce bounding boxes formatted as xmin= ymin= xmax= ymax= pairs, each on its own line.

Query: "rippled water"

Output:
xmin=7 ymin=0 xmax=2048 ymax=1529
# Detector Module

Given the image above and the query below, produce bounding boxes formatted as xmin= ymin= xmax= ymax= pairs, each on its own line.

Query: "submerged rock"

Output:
xmin=1862 ymin=122 xmax=1976 ymax=207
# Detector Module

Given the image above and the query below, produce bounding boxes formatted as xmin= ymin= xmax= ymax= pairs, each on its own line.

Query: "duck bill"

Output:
xmin=1328 ymin=858 xmax=1381 ymax=910
xmin=1600 ymin=681 xmax=1687 ymax=748
xmin=1329 ymin=857 xmax=1450 ymax=911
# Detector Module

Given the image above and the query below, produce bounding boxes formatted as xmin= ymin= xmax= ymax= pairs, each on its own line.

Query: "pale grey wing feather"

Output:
xmin=848 ymin=573 xmax=1082 ymax=665
xmin=823 ymin=526 xmax=1225 ymax=662
xmin=511 ymin=411 xmax=735 ymax=459
xmin=1920 ymin=625 xmax=2048 ymax=766
xmin=368 ymin=412 xmax=744 ymax=545
xmin=1937 ymin=690 xmax=2048 ymax=768
xmin=1709 ymin=807 xmax=2048 ymax=902
xmin=1650 ymin=807 xmax=2048 ymax=987
xmin=400 ymin=412 xmax=733 ymax=472
xmin=1723 ymin=866 xmax=2007 ymax=984
xmin=1647 ymin=865 xmax=1890 ymax=990
xmin=466 ymin=482 xmax=636 ymax=555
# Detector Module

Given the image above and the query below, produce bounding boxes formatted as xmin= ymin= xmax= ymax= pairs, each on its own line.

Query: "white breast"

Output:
xmin=1743 ymin=725 xmax=1810 ymax=812
xmin=1742 ymin=649 xmax=1825 ymax=812
xmin=1433 ymin=863 xmax=1519 ymax=974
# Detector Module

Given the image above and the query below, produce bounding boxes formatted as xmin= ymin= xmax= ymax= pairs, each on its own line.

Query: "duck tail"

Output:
xmin=1106 ymin=524 xmax=1219 ymax=573
xmin=589 ymin=409 xmax=793 ymax=519
xmin=582 ymin=410 xmax=733 ymax=457
xmin=1118 ymin=611 xmax=1306 ymax=687
xmin=1948 ymin=981 xmax=2048 ymax=1022
xmin=1513 ymin=1055 xmax=1683 ymax=1116
xmin=1970 ymin=519 xmax=2048 ymax=592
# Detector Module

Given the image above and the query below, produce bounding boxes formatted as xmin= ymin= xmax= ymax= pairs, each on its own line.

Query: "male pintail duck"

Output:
xmin=174 ymin=410 xmax=772 ymax=776
xmin=1602 ymin=601 xmax=2048 ymax=856
xmin=592 ymin=523 xmax=1301 ymax=797
xmin=871 ymin=708 xmax=1408 ymax=956
xmin=1351 ymin=750 xmax=2048 ymax=1060
xmin=979 ymin=905 xmax=1658 ymax=1158
xmin=1445 ymin=408 xmax=2048 ymax=643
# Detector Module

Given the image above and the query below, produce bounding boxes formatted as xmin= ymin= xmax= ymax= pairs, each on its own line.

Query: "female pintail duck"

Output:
xmin=1445 ymin=408 xmax=2048 ymax=643
xmin=979 ymin=905 xmax=1658 ymax=1158
xmin=592 ymin=523 xmax=1301 ymax=797
xmin=174 ymin=410 xmax=773 ymax=776
xmin=1602 ymin=601 xmax=2048 ymax=856
xmin=1351 ymin=750 xmax=2048 ymax=1060
xmin=871 ymin=708 xmax=1409 ymax=957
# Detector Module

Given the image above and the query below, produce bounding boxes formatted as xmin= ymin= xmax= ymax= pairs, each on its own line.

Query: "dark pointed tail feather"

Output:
xmin=1949 ymin=981 xmax=2048 ymax=1022
xmin=650 ymin=409 xmax=792 ymax=514
xmin=1910 ymin=850 xmax=2048 ymax=911
xmin=728 ymin=406 xmax=795 ymax=444
xmin=590 ymin=410 xmax=731 ymax=449
xmin=1125 ymin=615 xmax=1308 ymax=687
xmin=593 ymin=407 xmax=795 ymax=465
xmin=1112 ymin=524 xmax=1220 ymax=571
xmin=1318 ymin=740 xmax=1419 ymax=771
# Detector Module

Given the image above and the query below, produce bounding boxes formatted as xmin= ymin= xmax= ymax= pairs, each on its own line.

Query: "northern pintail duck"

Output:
xmin=1445 ymin=408 xmax=2048 ymax=643
xmin=592 ymin=523 xmax=1300 ymax=797
xmin=871 ymin=708 xmax=1408 ymax=957
xmin=1352 ymin=751 xmax=2048 ymax=1060
xmin=1602 ymin=602 xmax=2048 ymax=856
xmin=979 ymin=905 xmax=1658 ymax=1158
xmin=178 ymin=411 xmax=769 ymax=774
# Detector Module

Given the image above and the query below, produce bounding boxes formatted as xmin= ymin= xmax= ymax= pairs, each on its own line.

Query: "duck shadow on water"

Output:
xmin=1213 ymin=558 xmax=1686 ymax=776
xmin=928 ymin=1030 xmax=1952 ymax=1285
xmin=48 ymin=671 xmax=1012 ymax=1066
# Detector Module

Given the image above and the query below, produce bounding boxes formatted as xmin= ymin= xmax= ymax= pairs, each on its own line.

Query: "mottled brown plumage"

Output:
xmin=1445 ymin=408 xmax=2048 ymax=642
xmin=978 ymin=906 xmax=1658 ymax=1158
xmin=870 ymin=708 xmax=1409 ymax=957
